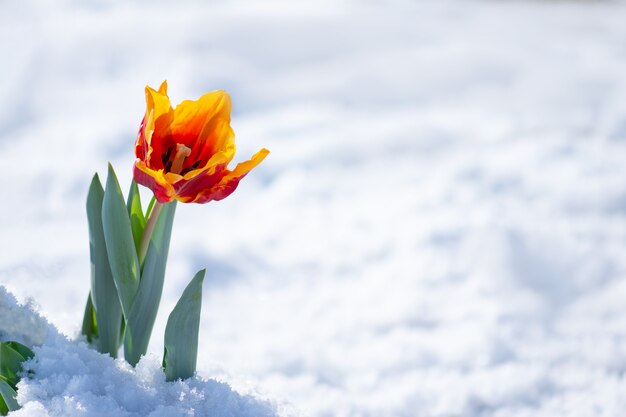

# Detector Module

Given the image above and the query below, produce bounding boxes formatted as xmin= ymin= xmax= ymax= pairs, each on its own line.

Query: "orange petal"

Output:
xmin=188 ymin=118 xmax=235 ymax=174
xmin=172 ymin=149 xmax=235 ymax=202
xmin=143 ymin=81 xmax=174 ymax=168
xmin=192 ymin=148 xmax=270 ymax=203
xmin=182 ymin=143 xmax=236 ymax=180
xmin=133 ymin=160 xmax=176 ymax=203
xmin=170 ymin=90 xmax=233 ymax=155
xmin=173 ymin=165 xmax=228 ymax=203
xmin=157 ymin=80 xmax=167 ymax=94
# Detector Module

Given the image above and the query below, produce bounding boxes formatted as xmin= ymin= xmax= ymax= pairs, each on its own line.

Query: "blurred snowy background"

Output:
xmin=2 ymin=0 xmax=626 ymax=416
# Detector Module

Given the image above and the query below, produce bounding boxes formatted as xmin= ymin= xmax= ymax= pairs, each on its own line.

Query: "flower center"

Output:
xmin=170 ymin=143 xmax=191 ymax=175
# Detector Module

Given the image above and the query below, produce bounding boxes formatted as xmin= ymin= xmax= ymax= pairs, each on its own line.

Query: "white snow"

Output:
xmin=0 ymin=287 xmax=285 ymax=417
xmin=2 ymin=0 xmax=626 ymax=416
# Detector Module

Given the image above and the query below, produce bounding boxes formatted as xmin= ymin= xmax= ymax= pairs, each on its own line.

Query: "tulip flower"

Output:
xmin=133 ymin=81 xmax=269 ymax=263
xmin=134 ymin=81 xmax=269 ymax=204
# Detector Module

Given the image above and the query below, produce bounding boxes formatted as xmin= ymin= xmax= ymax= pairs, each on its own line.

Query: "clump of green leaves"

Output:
xmin=0 ymin=341 xmax=34 ymax=415
xmin=82 ymin=164 xmax=205 ymax=381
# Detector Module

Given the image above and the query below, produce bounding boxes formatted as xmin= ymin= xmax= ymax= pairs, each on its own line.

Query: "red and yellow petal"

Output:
xmin=182 ymin=143 xmax=236 ymax=181
xmin=191 ymin=148 xmax=270 ymax=204
xmin=171 ymin=149 xmax=234 ymax=200
xmin=173 ymin=166 xmax=227 ymax=203
xmin=133 ymin=160 xmax=176 ymax=203
xmin=170 ymin=91 xmax=234 ymax=169
xmin=186 ymin=117 xmax=235 ymax=173
xmin=142 ymin=81 xmax=175 ymax=168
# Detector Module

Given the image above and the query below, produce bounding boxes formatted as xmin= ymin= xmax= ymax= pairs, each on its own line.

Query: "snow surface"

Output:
xmin=0 ymin=287 xmax=286 ymax=417
xmin=2 ymin=0 xmax=626 ymax=416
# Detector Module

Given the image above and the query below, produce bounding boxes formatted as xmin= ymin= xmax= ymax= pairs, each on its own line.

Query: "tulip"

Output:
xmin=133 ymin=81 xmax=269 ymax=262
xmin=134 ymin=81 xmax=269 ymax=204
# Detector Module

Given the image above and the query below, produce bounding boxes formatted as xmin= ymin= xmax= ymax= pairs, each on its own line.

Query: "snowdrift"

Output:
xmin=0 ymin=286 xmax=287 ymax=417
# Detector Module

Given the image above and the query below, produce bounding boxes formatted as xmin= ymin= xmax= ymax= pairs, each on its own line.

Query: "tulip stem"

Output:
xmin=139 ymin=202 xmax=163 ymax=265
xmin=138 ymin=143 xmax=189 ymax=265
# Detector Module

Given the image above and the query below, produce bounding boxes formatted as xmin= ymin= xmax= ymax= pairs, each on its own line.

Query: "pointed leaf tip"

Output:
xmin=102 ymin=164 xmax=140 ymax=320
xmin=163 ymin=269 xmax=206 ymax=381
xmin=86 ymin=167 xmax=123 ymax=357
xmin=127 ymin=180 xmax=147 ymax=257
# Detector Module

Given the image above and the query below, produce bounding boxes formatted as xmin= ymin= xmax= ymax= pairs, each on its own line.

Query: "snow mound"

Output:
xmin=0 ymin=286 xmax=285 ymax=417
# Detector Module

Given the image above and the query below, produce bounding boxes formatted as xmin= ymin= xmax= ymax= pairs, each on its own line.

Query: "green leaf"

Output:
xmin=124 ymin=202 xmax=177 ymax=366
xmin=0 ymin=342 xmax=29 ymax=389
xmin=87 ymin=173 xmax=124 ymax=357
xmin=0 ymin=378 xmax=18 ymax=415
xmin=0 ymin=342 xmax=32 ymax=415
xmin=126 ymin=181 xmax=146 ymax=256
xmin=102 ymin=164 xmax=140 ymax=320
xmin=81 ymin=294 xmax=98 ymax=343
xmin=3 ymin=343 xmax=33 ymax=363
xmin=163 ymin=269 xmax=205 ymax=381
